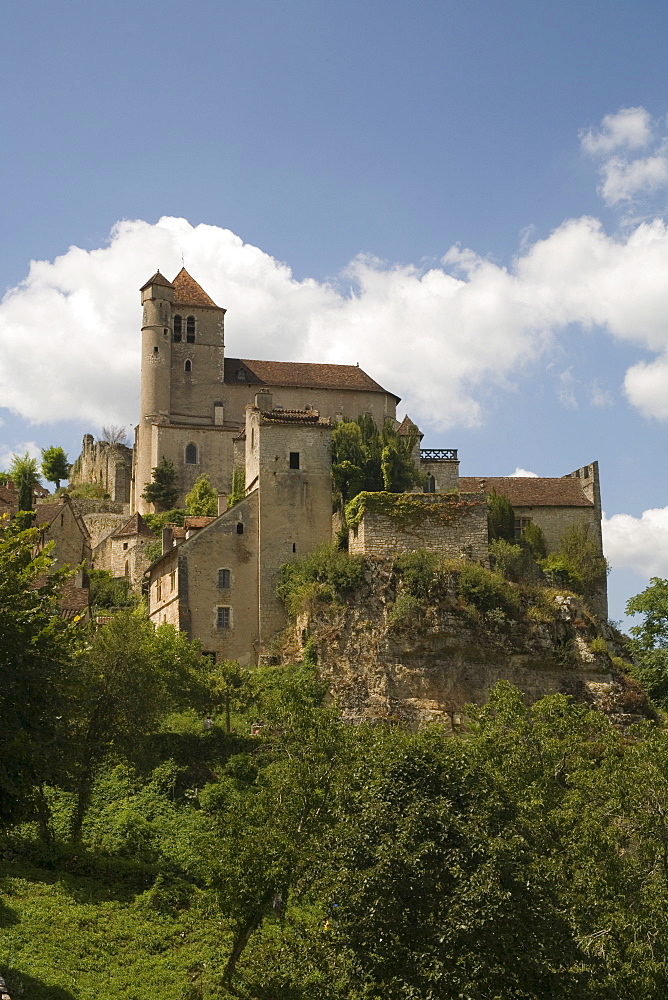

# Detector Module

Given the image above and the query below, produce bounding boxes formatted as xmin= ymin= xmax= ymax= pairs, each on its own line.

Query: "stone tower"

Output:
xmin=133 ymin=269 xmax=227 ymax=513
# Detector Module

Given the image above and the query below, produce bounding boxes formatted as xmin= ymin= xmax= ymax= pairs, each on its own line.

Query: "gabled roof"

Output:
xmin=140 ymin=270 xmax=174 ymax=292
xmin=33 ymin=500 xmax=91 ymax=537
xmin=224 ymin=357 xmax=399 ymax=400
xmin=172 ymin=268 xmax=220 ymax=309
xmin=261 ymin=408 xmax=330 ymax=426
xmin=397 ymin=415 xmax=423 ymax=438
xmin=458 ymin=477 xmax=593 ymax=507
xmin=112 ymin=511 xmax=154 ymax=539
xmin=184 ymin=515 xmax=217 ymax=530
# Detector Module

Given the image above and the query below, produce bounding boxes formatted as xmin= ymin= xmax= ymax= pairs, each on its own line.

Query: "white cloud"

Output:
xmin=509 ymin=468 xmax=538 ymax=477
xmin=589 ymin=379 xmax=613 ymax=408
xmin=599 ymin=151 xmax=668 ymax=205
xmin=557 ymin=369 xmax=578 ymax=410
xmin=0 ymin=440 xmax=41 ymax=472
xmin=603 ymin=507 xmax=668 ymax=577
xmin=5 ymin=212 xmax=668 ymax=432
xmin=580 ymin=107 xmax=652 ymax=156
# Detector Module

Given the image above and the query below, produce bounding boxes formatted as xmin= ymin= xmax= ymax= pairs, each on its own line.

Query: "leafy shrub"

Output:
xmin=455 ymin=562 xmax=521 ymax=616
xmin=589 ymin=636 xmax=608 ymax=655
xmin=542 ymin=553 xmax=585 ymax=594
xmin=488 ymin=538 xmax=534 ymax=583
xmin=143 ymin=509 xmax=186 ymax=533
xmin=89 ymin=569 xmax=140 ymax=610
xmin=388 ymin=592 xmax=424 ymax=626
xmin=66 ymin=481 xmax=111 ymax=499
xmin=393 ymin=549 xmax=439 ymax=598
xmin=276 ymin=544 xmax=365 ymax=616
xmin=522 ymin=521 xmax=547 ymax=560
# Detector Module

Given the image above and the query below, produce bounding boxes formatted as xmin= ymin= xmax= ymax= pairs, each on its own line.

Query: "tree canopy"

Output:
xmin=185 ymin=473 xmax=218 ymax=516
xmin=331 ymin=415 xmax=423 ymax=508
xmin=141 ymin=456 xmax=179 ymax=511
xmin=40 ymin=445 xmax=70 ymax=490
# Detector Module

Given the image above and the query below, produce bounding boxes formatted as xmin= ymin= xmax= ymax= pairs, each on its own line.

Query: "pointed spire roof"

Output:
xmin=172 ymin=268 xmax=220 ymax=309
xmin=139 ymin=270 xmax=175 ymax=292
xmin=112 ymin=511 xmax=155 ymax=539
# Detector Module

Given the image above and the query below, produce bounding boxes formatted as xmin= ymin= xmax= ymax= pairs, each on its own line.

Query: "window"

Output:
xmin=514 ymin=516 xmax=532 ymax=539
xmin=218 ymin=568 xmax=231 ymax=588
xmin=236 ymin=368 xmax=246 ymax=381
xmin=170 ymin=570 xmax=176 ymax=592
xmin=289 ymin=452 xmax=300 ymax=469
xmin=123 ymin=541 xmax=128 ymax=550
xmin=292 ymin=543 xmax=296 ymax=553
xmin=236 ymin=522 xmax=244 ymax=535
xmin=185 ymin=443 xmax=198 ymax=464
xmin=124 ymin=560 xmax=129 ymax=577
xmin=217 ymin=606 xmax=231 ymax=629
xmin=184 ymin=359 xmax=192 ymax=373
xmin=424 ymin=475 xmax=436 ymax=494
xmin=153 ymin=345 xmax=159 ymax=354
xmin=156 ymin=579 xmax=162 ymax=601
xmin=173 ymin=315 xmax=182 ymax=341
xmin=186 ymin=316 xmax=195 ymax=342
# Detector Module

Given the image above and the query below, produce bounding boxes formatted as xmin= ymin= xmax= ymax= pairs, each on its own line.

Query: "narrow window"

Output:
xmin=184 ymin=359 xmax=192 ymax=373
xmin=289 ymin=452 xmax=300 ymax=469
xmin=153 ymin=345 xmax=159 ymax=354
xmin=423 ymin=475 xmax=436 ymax=494
xmin=236 ymin=368 xmax=245 ymax=381
xmin=173 ymin=315 xmax=182 ymax=341
xmin=217 ymin=606 xmax=231 ymax=629
xmin=186 ymin=316 xmax=195 ymax=342
xmin=170 ymin=570 xmax=176 ymax=591
xmin=157 ymin=579 xmax=162 ymax=601
xmin=218 ymin=568 xmax=231 ymax=588
xmin=185 ymin=443 xmax=198 ymax=464
xmin=123 ymin=541 xmax=128 ymax=550
xmin=124 ymin=560 xmax=129 ymax=577
xmin=292 ymin=543 xmax=296 ymax=553
xmin=236 ymin=522 xmax=244 ymax=535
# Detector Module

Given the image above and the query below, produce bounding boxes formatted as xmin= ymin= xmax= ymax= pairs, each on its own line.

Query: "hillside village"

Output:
xmin=8 ymin=268 xmax=607 ymax=669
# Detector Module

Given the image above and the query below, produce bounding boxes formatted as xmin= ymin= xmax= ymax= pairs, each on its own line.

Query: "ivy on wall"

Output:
xmin=345 ymin=490 xmax=479 ymax=530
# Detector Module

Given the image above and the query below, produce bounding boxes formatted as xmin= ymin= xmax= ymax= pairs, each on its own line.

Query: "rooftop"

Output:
xmin=172 ymin=267 xmax=220 ymax=309
xmin=225 ymin=357 xmax=399 ymax=399
xmin=458 ymin=476 xmax=593 ymax=507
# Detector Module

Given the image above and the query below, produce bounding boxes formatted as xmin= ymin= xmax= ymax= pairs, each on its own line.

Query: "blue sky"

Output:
xmin=2 ymin=0 xmax=668 ymax=625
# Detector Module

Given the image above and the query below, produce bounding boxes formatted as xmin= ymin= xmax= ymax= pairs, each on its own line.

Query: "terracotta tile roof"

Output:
xmin=140 ymin=270 xmax=174 ymax=292
xmin=112 ymin=512 xmax=154 ymax=539
xmin=170 ymin=525 xmax=187 ymax=539
xmin=184 ymin=515 xmax=217 ymax=530
xmin=59 ymin=581 xmax=90 ymax=617
xmin=172 ymin=267 xmax=220 ymax=309
xmin=0 ymin=486 xmax=16 ymax=511
xmin=458 ymin=477 xmax=593 ymax=507
xmin=260 ymin=407 xmax=330 ymax=426
xmin=397 ymin=415 xmax=423 ymax=438
xmin=225 ymin=357 xmax=399 ymax=399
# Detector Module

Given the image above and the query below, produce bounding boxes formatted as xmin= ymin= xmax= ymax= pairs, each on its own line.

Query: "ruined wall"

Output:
xmin=348 ymin=493 xmax=488 ymax=564
xmin=69 ymin=435 xmax=133 ymax=503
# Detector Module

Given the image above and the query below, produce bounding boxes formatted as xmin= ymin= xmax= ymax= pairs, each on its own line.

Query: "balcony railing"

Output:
xmin=420 ymin=448 xmax=458 ymax=461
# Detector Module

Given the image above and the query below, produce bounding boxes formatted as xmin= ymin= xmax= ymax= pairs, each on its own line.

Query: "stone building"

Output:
xmin=132 ymin=268 xmax=399 ymax=513
xmin=69 ymin=434 xmax=133 ymax=504
xmin=147 ymin=397 xmax=332 ymax=664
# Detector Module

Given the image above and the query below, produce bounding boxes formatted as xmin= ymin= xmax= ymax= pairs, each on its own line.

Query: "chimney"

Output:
xmin=217 ymin=493 xmax=228 ymax=516
xmin=255 ymin=390 xmax=273 ymax=412
xmin=162 ymin=526 xmax=173 ymax=555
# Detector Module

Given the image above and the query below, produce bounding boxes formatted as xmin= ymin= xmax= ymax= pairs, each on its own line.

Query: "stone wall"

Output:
xmin=84 ymin=512 xmax=129 ymax=550
xmin=349 ymin=493 xmax=488 ymax=564
xmin=69 ymin=435 xmax=133 ymax=503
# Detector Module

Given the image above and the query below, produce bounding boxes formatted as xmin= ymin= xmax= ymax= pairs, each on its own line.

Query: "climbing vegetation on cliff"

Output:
xmin=345 ymin=489 xmax=478 ymax=530
xmin=276 ymin=544 xmax=365 ymax=616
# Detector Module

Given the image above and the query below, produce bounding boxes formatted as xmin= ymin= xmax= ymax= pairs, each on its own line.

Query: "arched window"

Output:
xmin=173 ymin=315 xmax=182 ymax=342
xmin=424 ymin=475 xmax=436 ymax=494
xmin=236 ymin=522 xmax=244 ymax=535
xmin=236 ymin=368 xmax=246 ymax=381
xmin=185 ymin=443 xmax=198 ymax=464
xmin=186 ymin=316 xmax=195 ymax=343
xmin=184 ymin=359 xmax=192 ymax=373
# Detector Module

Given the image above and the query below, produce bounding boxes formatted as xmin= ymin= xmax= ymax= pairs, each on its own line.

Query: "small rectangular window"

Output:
xmin=156 ymin=579 xmax=162 ymax=601
xmin=217 ymin=606 xmax=231 ymax=629
xmin=170 ymin=570 xmax=176 ymax=592
xmin=289 ymin=452 xmax=300 ymax=469
xmin=218 ymin=568 xmax=231 ymax=589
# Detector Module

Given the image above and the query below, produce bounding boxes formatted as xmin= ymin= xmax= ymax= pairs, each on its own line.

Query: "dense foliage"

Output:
xmin=141 ymin=457 xmax=179 ymax=511
xmin=185 ymin=475 xmax=218 ymax=516
xmin=331 ymin=415 xmax=424 ymax=508
xmin=40 ymin=446 xmax=70 ymax=490
xmin=5 ymin=518 xmax=668 ymax=999
xmin=627 ymin=576 xmax=668 ymax=707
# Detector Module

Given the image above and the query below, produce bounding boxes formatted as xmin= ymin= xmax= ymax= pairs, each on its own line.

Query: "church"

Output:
xmin=62 ymin=268 xmax=606 ymax=665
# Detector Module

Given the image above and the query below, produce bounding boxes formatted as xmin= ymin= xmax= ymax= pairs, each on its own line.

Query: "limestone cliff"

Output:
xmin=279 ymin=558 xmax=651 ymax=728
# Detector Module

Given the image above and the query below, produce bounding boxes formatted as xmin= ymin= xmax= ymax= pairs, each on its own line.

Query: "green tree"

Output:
xmin=10 ymin=451 xmax=40 ymax=518
xmin=141 ymin=457 xmax=179 ymax=512
xmin=40 ymin=446 xmax=70 ymax=490
xmin=331 ymin=415 xmax=422 ymax=509
xmin=543 ymin=517 xmax=608 ymax=597
xmin=69 ymin=610 xmax=213 ymax=841
xmin=185 ymin=473 xmax=218 ymax=516
xmin=626 ymin=577 xmax=668 ymax=706
xmin=487 ymin=488 xmax=516 ymax=542
xmin=0 ymin=516 xmax=80 ymax=835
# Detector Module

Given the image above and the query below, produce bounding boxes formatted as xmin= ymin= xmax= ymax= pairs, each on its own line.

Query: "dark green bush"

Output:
xmin=455 ymin=562 xmax=521 ymax=616
xmin=276 ymin=545 xmax=365 ymax=616
xmin=393 ymin=549 xmax=439 ymax=598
